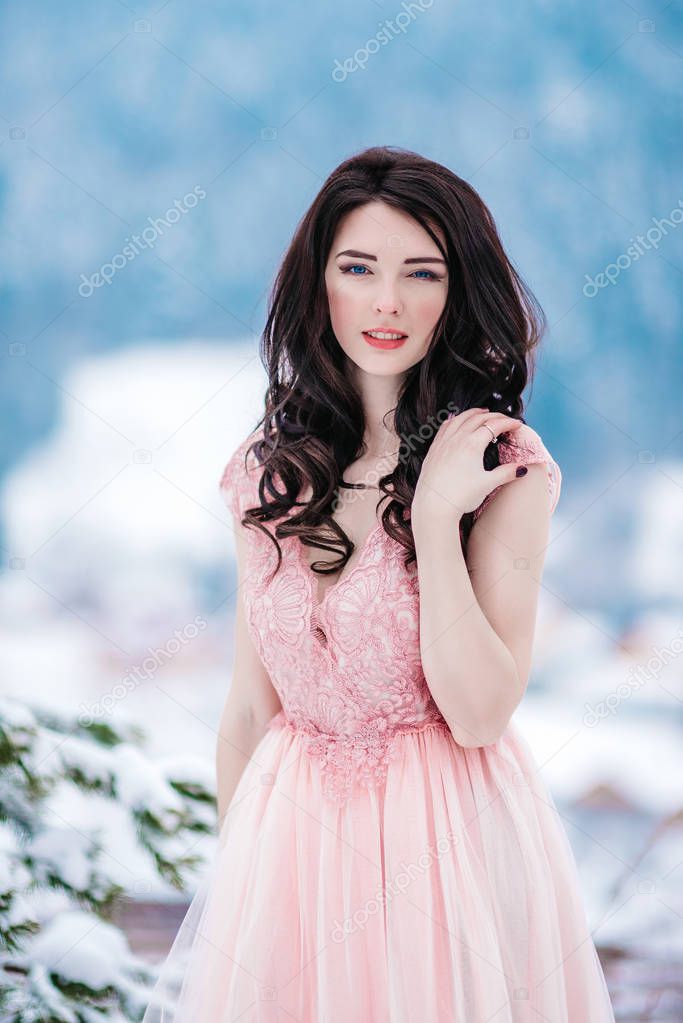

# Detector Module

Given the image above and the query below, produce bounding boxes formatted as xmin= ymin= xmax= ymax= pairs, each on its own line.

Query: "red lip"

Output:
xmin=364 ymin=326 xmax=408 ymax=334
xmin=362 ymin=330 xmax=409 ymax=350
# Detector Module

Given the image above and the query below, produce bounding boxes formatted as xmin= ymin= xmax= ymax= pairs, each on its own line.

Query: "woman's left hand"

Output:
xmin=412 ymin=408 xmax=527 ymax=523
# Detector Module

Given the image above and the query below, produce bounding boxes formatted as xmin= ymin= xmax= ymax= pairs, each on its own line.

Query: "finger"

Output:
xmin=444 ymin=407 xmax=485 ymax=428
xmin=485 ymin=418 xmax=525 ymax=438
xmin=468 ymin=414 xmax=524 ymax=439
xmin=487 ymin=460 xmax=532 ymax=491
xmin=470 ymin=410 xmax=524 ymax=427
xmin=437 ymin=407 xmax=483 ymax=445
xmin=444 ymin=407 xmax=515 ymax=425
xmin=441 ymin=409 xmax=521 ymax=446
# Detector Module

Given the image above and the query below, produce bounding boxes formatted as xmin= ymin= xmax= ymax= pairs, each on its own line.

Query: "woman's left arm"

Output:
xmin=412 ymin=411 xmax=553 ymax=748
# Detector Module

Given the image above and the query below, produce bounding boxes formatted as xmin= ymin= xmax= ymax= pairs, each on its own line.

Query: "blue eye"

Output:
xmin=340 ymin=264 xmax=441 ymax=280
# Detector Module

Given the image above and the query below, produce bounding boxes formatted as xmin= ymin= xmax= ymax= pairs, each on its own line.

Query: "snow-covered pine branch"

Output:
xmin=0 ymin=696 xmax=217 ymax=1022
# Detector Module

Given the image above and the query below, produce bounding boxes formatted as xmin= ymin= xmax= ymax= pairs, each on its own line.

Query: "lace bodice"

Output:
xmin=219 ymin=423 xmax=561 ymax=804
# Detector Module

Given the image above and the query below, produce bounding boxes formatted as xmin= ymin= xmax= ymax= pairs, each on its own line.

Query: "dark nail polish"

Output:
xmin=516 ymin=466 xmax=528 ymax=477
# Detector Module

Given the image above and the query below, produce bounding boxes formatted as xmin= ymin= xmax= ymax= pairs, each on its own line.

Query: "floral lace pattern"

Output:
xmin=219 ymin=422 xmax=561 ymax=805
xmin=267 ymin=710 xmax=454 ymax=805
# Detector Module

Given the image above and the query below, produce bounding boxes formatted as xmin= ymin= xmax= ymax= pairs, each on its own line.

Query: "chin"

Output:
xmin=343 ymin=341 xmax=426 ymax=375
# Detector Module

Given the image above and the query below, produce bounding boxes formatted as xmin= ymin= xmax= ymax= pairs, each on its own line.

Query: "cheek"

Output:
xmin=413 ymin=289 xmax=446 ymax=327
xmin=326 ymin=283 xmax=343 ymax=319
xmin=410 ymin=290 xmax=447 ymax=359
xmin=326 ymin=279 xmax=362 ymax=328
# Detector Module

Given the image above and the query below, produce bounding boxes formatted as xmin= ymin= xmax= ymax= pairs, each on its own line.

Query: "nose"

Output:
xmin=374 ymin=283 xmax=403 ymax=316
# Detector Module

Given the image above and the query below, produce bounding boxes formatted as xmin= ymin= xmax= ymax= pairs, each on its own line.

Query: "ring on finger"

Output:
xmin=483 ymin=422 xmax=498 ymax=444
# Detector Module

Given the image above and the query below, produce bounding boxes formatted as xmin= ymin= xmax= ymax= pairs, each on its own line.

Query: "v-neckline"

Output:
xmin=297 ymin=517 xmax=384 ymax=613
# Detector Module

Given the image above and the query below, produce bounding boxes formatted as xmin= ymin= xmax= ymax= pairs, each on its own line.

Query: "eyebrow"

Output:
xmin=335 ymin=248 xmax=446 ymax=265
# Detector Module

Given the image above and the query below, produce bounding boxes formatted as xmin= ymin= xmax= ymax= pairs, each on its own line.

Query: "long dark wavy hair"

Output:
xmin=236 ymin=144 xmax=546 ymax=579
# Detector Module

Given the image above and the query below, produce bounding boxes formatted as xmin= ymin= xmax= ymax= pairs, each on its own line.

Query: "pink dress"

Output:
xmin=142 ymin=423 xmax=615 ymax=1022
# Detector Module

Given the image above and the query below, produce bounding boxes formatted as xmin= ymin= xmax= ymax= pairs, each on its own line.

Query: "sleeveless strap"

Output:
xmin=219 ymin=432 xmax=258 ymax=520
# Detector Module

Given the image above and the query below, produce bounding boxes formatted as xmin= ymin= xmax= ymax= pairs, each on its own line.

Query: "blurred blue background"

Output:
xmin=1 ymin=0 xmax=681 ymax=1009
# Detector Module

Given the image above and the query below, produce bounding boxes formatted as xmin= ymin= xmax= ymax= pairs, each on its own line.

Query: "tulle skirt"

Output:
xmin=141 ymin=718 xmax=615 ymax=1021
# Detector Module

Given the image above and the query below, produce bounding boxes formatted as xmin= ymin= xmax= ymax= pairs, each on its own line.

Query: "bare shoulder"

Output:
xmin=474 ymin=422 xmax=562 ymax=523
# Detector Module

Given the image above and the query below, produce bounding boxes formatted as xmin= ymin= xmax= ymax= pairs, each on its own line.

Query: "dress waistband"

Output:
xmin=265 ymin=710 xmax=451 ymax=806
xmin=267 ymin=708 xmax=451 ymax=741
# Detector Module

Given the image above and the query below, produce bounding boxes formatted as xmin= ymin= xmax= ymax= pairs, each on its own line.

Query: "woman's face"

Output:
xmin=324 ymin=200 xmax=449 ymax=377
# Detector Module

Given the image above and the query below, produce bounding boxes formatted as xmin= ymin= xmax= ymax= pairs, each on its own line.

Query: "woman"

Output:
xmin=142 ymin=146 xmax=615 ymax=1021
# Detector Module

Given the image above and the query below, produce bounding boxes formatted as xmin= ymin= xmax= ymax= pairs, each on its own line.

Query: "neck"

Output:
xmin=346 ymin=358 xmax=403 ymax=459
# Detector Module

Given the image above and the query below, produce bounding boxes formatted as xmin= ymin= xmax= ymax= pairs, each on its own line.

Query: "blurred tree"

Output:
xmin=0 ymin=697 xmax=215 ymax=1022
